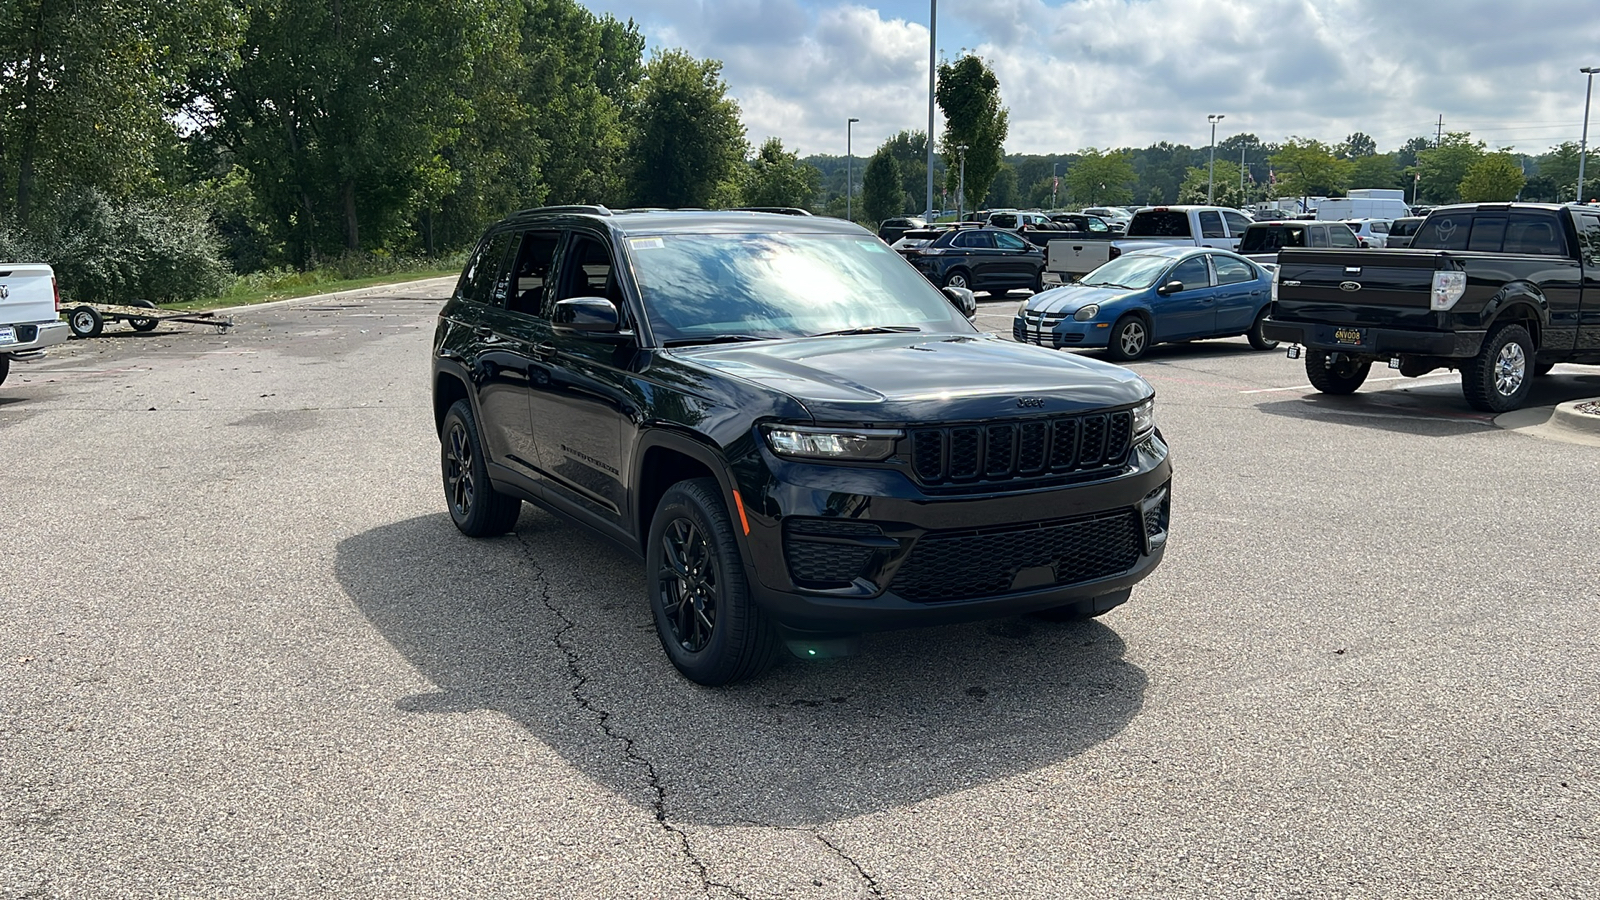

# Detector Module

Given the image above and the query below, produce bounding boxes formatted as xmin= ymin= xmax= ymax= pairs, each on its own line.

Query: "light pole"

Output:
xmin=1579 ymin=67 xmax=1598 ymax=203
xmin=956 ymin=144 xmax=969 ymax=221
xmin=1207 ymin=114 xmax=1225 ymax=204
xmin=925 ymin=0 xmax=937 ymax=220
xmin=1053 ymin=162 xmax=1062 ymax=209
xmin=846 ymin=117 xmax=860 ymax=222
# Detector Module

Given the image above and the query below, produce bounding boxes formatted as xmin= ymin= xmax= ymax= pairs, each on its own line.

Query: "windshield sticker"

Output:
xmin=631 ymin=237 xmax=665 ymax=250
xmin=860 ymin=240 xmax=889 ymax=253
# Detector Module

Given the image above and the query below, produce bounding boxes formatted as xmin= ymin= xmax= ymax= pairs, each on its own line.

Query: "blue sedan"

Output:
xmin=1013 ymin=246 xmax=1278 ymax=361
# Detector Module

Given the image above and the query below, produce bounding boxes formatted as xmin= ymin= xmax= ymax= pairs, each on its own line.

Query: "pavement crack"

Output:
xmin=514 ymin=532 xmax=749 ymax=900
xmin=814 ymin=832 xmax=886 ymax=896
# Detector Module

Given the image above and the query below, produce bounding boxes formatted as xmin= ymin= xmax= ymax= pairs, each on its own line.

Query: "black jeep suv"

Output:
xmin=432 ymin=206 xmax=1172 ymax=685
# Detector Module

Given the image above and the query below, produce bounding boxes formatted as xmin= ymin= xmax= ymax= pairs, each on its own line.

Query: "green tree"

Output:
xmin=744 ymin=138 xmax=820 ymax=209
xmin=626 ymin=50 xmax=748 ymax=208
xmin=1348 ymin=153 xmax=1402 ymax=190
xmin=1065 ymin=149 xmax=1136 ymax=206
xmin=1459 ymin=153 xmax=1526 ymax=202
xmin=936 ymin=54 xmax=1009 ymax=212
xmin=1417 ymin=132 xmax=1485 ymax=205
xmin=1269 ymin=138 xmax=1351 ymax=201
xmin=861 ymin=146 xmax=901 ymax=224
xmin=1337 ymin=132 xmax=1377 ymax=159
xmin=1176 ymin=162 xmax=1245 ymax=207
xmin=983 ymin=163 xmax=1018 ymax=209
xmin=882 ymin=131 xmax=933 ymax=214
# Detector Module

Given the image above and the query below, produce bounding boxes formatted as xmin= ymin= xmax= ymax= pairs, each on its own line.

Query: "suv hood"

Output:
xmin=671 ymin=333 xmax=1151 ymax=423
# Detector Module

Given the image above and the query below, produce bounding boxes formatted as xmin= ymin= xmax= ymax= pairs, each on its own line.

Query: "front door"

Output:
xmin=1152 ymin=256 xmax=1218 ymax=341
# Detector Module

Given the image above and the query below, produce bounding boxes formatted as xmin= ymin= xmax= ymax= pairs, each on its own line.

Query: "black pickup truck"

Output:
xmin=1262 ymin=203 xmax=1600 ymax=412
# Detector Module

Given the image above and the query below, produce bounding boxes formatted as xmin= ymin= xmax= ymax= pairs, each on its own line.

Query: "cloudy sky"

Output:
xmin=584 ymin=0 xmax=1600 ymax=158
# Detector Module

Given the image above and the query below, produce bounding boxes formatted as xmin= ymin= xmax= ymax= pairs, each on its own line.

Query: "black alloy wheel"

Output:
xmin=440 ymin=399 xmax=521 ymax=537
xmin=647 ymin=478 xmax=779 ymax=686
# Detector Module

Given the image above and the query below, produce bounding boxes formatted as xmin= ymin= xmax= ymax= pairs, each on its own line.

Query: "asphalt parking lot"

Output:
xmin=3 ymin=280 xmax=1598 ymax=898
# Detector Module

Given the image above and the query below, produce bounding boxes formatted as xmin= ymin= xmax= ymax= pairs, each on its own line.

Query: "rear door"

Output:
xmin=456 ymin=230 xmax=543 ymax=469
xmin=1574 ymin=211 xmax=1600 ymax=351
xmin=1196 ymin=211 xmax=1233 ymax=250
xmin=1211 ymin=254 xmax=1267 ymax=333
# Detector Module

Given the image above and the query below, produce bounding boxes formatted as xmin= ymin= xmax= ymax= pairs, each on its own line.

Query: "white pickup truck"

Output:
xmin=1 ymin=263 xmax=69 ymax=387
xmin=1045 ymin=205 xmax=1256 ymax=282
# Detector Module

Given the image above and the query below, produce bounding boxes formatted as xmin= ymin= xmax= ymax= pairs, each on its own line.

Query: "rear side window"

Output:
xmin=954 ymin=231 xmax=994 ymax=249
xmin=989 ymin=213 xmax=1018 ymax=229
xmin=1413 ymin=213 xmax=1472 ymax=250
xmin=994 ymin=232 xmax=1029 ymax=251
xmin=1198 ymin=211 xmax=1226 ymax=238
xmin=1329 ymin=226 xmax=1360 ymax=248
xmin=1213 ymin=255 xmax=1255 ymax=285
xmin=1467 ymin=217 xmax=1507 ymax=252
xmin=1578 ymin=214 xmax=1600 ymax=267
xmin=1309 ymin=227 xmax=1330 ymax=248
xmin=1502 ymin=214 xmax=1567 ymax=256
xmin=459 ymin=231 xmax=515 ymax=304
xmin=505 ymin=231 xmax=561 ymax=316
xmin=1127 ymin=211 xmax=1192 ymax=237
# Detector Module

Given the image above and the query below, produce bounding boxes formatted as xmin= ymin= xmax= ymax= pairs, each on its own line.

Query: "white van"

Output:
xmin=1315 ymin=191 xmax=1410 ymax=222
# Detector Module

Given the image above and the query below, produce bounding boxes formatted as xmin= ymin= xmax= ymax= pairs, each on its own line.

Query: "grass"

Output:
xmin=162 ymin=265 xmax=461 ymax=312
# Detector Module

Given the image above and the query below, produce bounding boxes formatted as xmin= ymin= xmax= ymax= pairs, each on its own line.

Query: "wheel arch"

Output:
xmin=1484 ymin=286 xmax=1548 ymax=348
xmin=633 ymin=429 xmax=742 ymax=559
xmin=433 ymin=365 xmax=473 ymax=435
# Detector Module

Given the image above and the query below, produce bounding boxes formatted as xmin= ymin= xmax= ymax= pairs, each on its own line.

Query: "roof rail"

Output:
xmin=729 ymin=206 xmax=815 ymax=216
xmin=510 ymin=204 xmax=613 ymax=217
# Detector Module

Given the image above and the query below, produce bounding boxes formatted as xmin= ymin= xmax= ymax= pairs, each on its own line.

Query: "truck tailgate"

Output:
xmin=1273 ymin=249 xmax=1440 ymax=329
xmin=1046 ymin=240 xmax=1114 ymax=277
xmin=0 ymin=263 xmax=57 ymax=326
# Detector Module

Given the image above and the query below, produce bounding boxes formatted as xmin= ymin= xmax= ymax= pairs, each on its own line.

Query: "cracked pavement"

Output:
xmin=3 ymin=282 xmax=1598 ymax=898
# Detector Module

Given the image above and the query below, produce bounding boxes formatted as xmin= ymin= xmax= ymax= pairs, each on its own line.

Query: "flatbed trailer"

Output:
xmin=63 ymin=301 xmax=233 ymax=338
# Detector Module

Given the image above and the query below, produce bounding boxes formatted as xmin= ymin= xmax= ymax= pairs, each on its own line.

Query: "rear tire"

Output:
xmin=0 ymin=354 xmax=9 ymax=387
xmin=943 ymin=269 xmax=971 ymax=291
xmin=1247 ymin=309 xmax=1278 ymax=350
xmin=128 ymin=299 xmax=160 ymax=332
xmin=68 ymin=306 xmax=103 ymax=339
xmin=1461 ymin=323 xmax=1534 ymax=413
xmin=1107 ymin=315 xmax=1149 ymax=361
xmin=440 ymin=399 xmax=521 ymax=537
xmin=1305 ymin=350 xmax=1370 ymax=395
xmin=647 ymin=478 xmax=779 ymax=686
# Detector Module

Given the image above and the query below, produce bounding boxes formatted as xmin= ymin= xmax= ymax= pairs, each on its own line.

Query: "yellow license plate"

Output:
xmin=1333 ymin=327 xmax=1364 ymax=346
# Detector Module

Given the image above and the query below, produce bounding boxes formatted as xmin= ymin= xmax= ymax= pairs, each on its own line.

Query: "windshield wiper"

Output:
xmin=808 ymin=325 xmax=923 ymax=337
xmin=661 ymin=334 xmax=771 ymax=347
xmin=1084 ymin=282 xmax=1133 ymax=289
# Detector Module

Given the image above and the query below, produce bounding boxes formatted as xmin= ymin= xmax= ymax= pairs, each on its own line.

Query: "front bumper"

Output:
xmin=1 ymin=320 xmax=69 ymax=354
xmin=736 ymin=432 xmax=1172 ymax=634
xmin=1012 ymin=316 xmax=1112 ymax=350
xmin=1262 ymin=319 xmax=1486 ymax=359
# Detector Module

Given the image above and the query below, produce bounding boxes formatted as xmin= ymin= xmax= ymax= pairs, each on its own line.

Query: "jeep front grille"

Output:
xmin=907 ymin=411 xmax=1133 ymax=486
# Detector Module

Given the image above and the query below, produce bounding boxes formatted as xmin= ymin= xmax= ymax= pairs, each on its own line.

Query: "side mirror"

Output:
xmin=553 ymin=296 xmax=625 ymax=336
xmin=942 ymin=285 xmax=977 ymax=319
xmin=1156 ymin=280 xmax=1184 ymax=295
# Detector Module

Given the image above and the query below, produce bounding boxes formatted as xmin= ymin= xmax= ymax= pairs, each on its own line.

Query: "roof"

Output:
xmin=1119 ymin=244 xmax=1236 ymax=261
xmin=493 ymin=206 xmax=867 ymax=236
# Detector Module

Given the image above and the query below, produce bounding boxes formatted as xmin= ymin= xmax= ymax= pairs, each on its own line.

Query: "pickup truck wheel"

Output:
xmin=68 ymin=306 xmax=104 ymax=339
xmin=1107 ymin=315 xmax=1149 ymax=361
xmin=128 ymin=299 xmax=160 ymax=332
xmin=647 ymin=477 xmax=779 ymax=686
xmin=1247 ymin=309 xmax=1278 ymax=350
xmin=943 ymin=269 xmax=971 ymax=291
xmin=1462 ymin=323 xmax=1534 ymax=413
xmin=440 ymin=399 xmax=521 ymax=537
xmin=0 ymin=355 xmax=9 ymax=387
xmin=1304 ymin=350 xmax=1370 ymax=394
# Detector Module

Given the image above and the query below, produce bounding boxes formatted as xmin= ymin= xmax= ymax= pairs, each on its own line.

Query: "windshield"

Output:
xmin=1081 ymin=254 xmax=1174 ymax=289
xmin=628 ymin=232 xmax=975 ymax=344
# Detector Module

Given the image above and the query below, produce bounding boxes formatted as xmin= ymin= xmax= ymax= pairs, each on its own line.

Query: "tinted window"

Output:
xmin=1390 ymin=218 xmax=1423 ymax=237
xmin=1309 ymin=227 xmax=1330 ymax=248
xmin=1371 ymin=221 xmax=1390 ymax=234
xmin=1198 ymin=211 xmax=1226 ymax=238
xmin=556 ymin=234 xmax=620 ymax=304
xmin=459 ymin=232 xmax=514 ymax=304
xmin=988 ymin=213 xmax=1019 ymax=229
xmin=1127 ymin=211 xmax=1192 ymax=237
xmin=1222 ymin=211 xmax=1253 ymax=235
xmin=1502 ymin=213 xmax=1566 ymax=256
xmin=1578 ymin=214 xmax=1600 ymax=267
xmin=1467 ymin=216 xmax=1507 ymax=252
xmin=505 ymin=231 xmax=561 ymax=316
xmin=1169 ymin=257 xmax=1210 ymax=289
xmin=1413 ymin=213 xmax=1471 ymax=250
xmin=1329 ymin=225 xmax=1360 ymax=248
xmin=1239 ymin=225 xmax=1305 ymax=253
xmin=954 ymin=231 xmax=994 ymax=249
xmin=994 ymin=231 xmax=1029 ymax=251
xmin=1213 ymin=255 xmax=1255 ymax=285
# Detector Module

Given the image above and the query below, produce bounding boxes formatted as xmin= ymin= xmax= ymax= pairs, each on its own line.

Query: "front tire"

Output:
xmin=1462 ymin=323 xmax=1534 ymax=413
xmin=1305 ymin=350 xmax=1371 ymax=395
xmin=128 ymin=299 xmax=160 ymax=332
xmin=1247 ymin=309 xmax=1278 ymax=350
xmin=647 ymin=478 xmax=779 ymax=686
xmin=1107 ymin=315 xmax=1149 ymax=361
xmin=440 ymin=399 xmax=521 ymax=537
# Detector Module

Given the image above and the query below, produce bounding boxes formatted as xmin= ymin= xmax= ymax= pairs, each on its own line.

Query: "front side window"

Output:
xmin=1168 ymin=257 xmax=1211 ymax=289
xmin=556 ymin=234 xmax=622 ymax=305
xmin=1577 ymin=214 xmax=1600 ymax=267
xmin=628 ymin=233 xmax=975 ymax=344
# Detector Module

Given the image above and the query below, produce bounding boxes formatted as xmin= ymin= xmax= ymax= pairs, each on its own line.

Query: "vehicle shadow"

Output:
xmin=1253 ymin=371 xmax=1600 ymax=436
xmin=1095 ymin=338 xmax=1270 ymax=365
xmin=336 ymin=512 xmax=1147 ymax=826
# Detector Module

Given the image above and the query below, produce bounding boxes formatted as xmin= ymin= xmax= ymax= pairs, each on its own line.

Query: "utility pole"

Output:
xmin=846 ymin=117 xmax=860 ymax=223
xmin=1435 ymin=115 xmax=1444 ymax=148
xmin=1207 ymin=114 xmax=1225 ymax=204
xmin=956 ymin=144 xmax=969 ymax=221
xmin=925 ymin=0 xmax=937 ymax=220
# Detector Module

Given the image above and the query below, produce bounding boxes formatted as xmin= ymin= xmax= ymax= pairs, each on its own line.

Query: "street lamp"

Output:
xmin=1053 ymin=162 xmax=1062 ymax=209
xmin=1207 ymin=114 xmax=1225 ymax=204
xmin=956 ymin=144 xmax=969 ymax=221
xmin=925 ymin=0 xmax=937 ymax=220
xmin=846 ymin=117 xmax=860 ymax=222
xmin=1579 ymin=67 xmax=1598 ymax=203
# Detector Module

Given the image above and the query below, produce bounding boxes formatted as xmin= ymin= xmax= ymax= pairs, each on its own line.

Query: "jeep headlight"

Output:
xmin=1131 ymin=397 xmax=1155 ymax=440
xmin=763 ymin=424 xmax=902 ymax=461
xmin=1074 ymin=304 xmax=1100 ymax=321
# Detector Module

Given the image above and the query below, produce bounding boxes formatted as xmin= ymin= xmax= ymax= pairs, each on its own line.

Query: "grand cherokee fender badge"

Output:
xmin=1339 ymin=281 xmax=1362 ymax=292
xmin=1017 ymin=397 xmax=1045 ymax=408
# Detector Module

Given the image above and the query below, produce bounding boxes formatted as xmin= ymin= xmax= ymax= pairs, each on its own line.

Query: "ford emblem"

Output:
xmin=1339 ymin=281 xmax=1362 ymax=292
